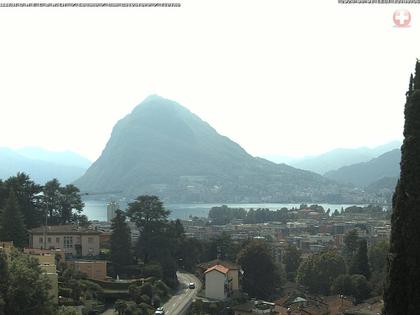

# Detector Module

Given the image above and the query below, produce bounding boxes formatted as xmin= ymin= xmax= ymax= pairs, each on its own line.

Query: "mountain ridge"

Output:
xmin=324 ymin=149 xmax=401 ymax=187
xmin=74 ymin=95 xmax=367 ymax=203
xmin=264 ymin=141 xmax=401 ymax=175
xmin=0 ymin=147 xmax=91 ymax=184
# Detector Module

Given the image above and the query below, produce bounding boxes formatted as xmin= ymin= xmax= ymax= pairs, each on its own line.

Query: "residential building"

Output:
xmin=23 ymin=248 xmax=59 ymax=304
xmin=29 ymin=225 xmax=101 ymax=257
xmin=107 ymin=201 xmax=119 ymax=222
xmin=205 ymin=264 xmax=230 ymax=300
xmin=203 ymin=261 xmax=240 ymax=300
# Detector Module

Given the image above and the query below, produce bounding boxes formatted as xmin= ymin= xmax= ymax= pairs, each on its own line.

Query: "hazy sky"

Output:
xmin=1 ymin=0 xmax=419 ymax=161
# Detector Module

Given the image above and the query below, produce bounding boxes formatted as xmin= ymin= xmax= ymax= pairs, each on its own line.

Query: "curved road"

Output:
xmin=101 ymin=272 xmax=201 ymax=315
xmin=162 ymin=272 xmax=201 ymax=315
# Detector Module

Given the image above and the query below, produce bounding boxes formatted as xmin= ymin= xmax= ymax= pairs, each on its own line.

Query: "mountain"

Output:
xmin=16 ymin=147 xmax=91 ymax=168
xmin=259 ymin=154 xmax=297 ymax=165
xmin=0 ymin=148 xmax=91 ymax=184
xmin=324 ymin=149 xmax=401 ymax=187
xmin=282 ymin=141 xmax=401 ymax=175
xmin=74 ymin=95 xmax=365 ymax=203
xmin=366 ymin=176 xmax=398 ymax=191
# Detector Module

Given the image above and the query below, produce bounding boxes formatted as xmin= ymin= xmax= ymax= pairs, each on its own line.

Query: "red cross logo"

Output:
xmin=393 ymin=10 xmax=411 ymax=28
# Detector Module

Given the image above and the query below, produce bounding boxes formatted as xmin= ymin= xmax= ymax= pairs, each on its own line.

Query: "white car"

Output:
xmin=155 ymin=307 xmax=165 ymax=315
xmin=188 ymin=282 xmax=195 ymax=289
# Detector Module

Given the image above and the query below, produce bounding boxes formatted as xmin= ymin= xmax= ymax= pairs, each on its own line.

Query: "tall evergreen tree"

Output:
xmin=237 ymin=240 xmax=282 ymax=299
xmin=0 ymin=190 xmax=27 ymax=248
xmin=127 ymin=195 xmax=170 ymax=263
xmin=349 ymin=239 xmax=370 ymax=279
xmin=58 ymin=184 xmax=84 ymax=225
xmin=0 ymin=180 xmax=7 ymax=211
xmin=343 ymin=229 xmax=360 ymax=263
xmin=42 ymin=179 xmax=84 ymax=225
xmin=3 ymin=173 xmax=43 ymax=229
xmin=384 ymin=60 xmax=420 ymax=314
xmin=110 ymin=210 xmax=132 ymax=273
xmin=0 ymin=250 xmax=8 ymax=315
xmin=42 ymin=179 xmax=61 ymax=224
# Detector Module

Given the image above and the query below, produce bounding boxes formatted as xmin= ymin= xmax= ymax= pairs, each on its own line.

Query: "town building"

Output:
xmin=29 ymin=225 xmax=101 ymax=257
xmin=200 ymin=260 xmax=240 ymax=300
xmin=107 ymin=200 xmax=120 ymax=222
xmin=24 ymin=248 xmax=59 ymax=304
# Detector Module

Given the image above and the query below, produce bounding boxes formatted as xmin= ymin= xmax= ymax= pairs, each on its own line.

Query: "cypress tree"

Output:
xmin=0 ymin=250 xmax=8 ymax=315
xmin=349 ymin=239 xmax=370 ymax=280
xmin=384 ymin=60 xmax=420 ymax=314
xmin=110 ymin=210 xmax=132 ymax=274
xmin=0 ymin=190 xmax=27 ymax=248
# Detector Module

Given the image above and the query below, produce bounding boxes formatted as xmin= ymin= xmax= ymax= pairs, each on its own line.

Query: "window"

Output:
xmin=56 ymin=237 xmax=60 ymax=243
xmin=88 ymin=237 xmax=93 ymax=244
xmin=64 ymin=236 xmax=73 ymax=249
xmin=47 ymin=237 xmax=51 ymax=243
xmin=39 ymin=237 xmax=43 ymax=244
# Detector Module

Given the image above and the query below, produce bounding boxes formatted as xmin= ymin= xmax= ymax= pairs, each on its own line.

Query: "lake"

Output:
xmin=83 ymin=200 xmax=363 ymax=222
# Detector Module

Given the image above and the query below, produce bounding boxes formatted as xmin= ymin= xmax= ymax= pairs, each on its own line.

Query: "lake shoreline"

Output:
xmin=83 ymin=200 xmax=369 ymax=222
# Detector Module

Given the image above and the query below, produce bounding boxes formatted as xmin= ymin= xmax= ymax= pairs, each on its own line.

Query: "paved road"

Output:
xmin=101 ymin=308 xmax=116 ymax=315
xmin=101 ymin=272 xmax=201 ymax=315
xmin=162 ymin=272 xmax=201 ymax=315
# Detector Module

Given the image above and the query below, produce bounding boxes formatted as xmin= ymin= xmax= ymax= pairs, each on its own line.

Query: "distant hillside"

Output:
xmin=0 ymin=148 xmax=90 ymax=184
xmin=284 ymin=141 xmax=401 ymax=175
xmin=74 ymin=95 xmax=366 ymax=203
xmin=324 ymin=149 xmax=401 ymax=187
xmin=366 ymin=176 xmax=398 ymax=192
xmin=364 ymin=176 xmax=399 ymax=205
xmin=16 ymin=147 xmax=91 ymax=168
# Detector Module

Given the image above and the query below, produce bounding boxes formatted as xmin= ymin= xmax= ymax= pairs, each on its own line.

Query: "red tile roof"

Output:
xmin=198 ymin=259 xmax=240 ymax=270
xmin=204 ymin=264 xmax=229 ymax=274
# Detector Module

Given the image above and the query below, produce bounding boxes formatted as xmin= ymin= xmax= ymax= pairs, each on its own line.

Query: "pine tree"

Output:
xmin=349 ymin=239 xmax=370 ymax=279
xmin=384 ymin=60 xmax=420 ymax=314
xmin=110 ymin=210 xmax=132 ymax=274
xmin=3 ymin=173 xmax=43 ymax=229
xmin=0 ymin=190 xmax=27 ymax=248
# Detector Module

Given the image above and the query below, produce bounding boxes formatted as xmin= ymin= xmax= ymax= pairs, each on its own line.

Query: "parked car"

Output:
xmin=188 ymin=282 xmax=195 ymax=289
xmin=155 ymin=307 xmax=165 ymax=315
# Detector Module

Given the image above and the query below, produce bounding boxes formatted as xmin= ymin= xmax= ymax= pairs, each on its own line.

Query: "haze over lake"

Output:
xmin=83 ymin=200 xmax=367 ymax=222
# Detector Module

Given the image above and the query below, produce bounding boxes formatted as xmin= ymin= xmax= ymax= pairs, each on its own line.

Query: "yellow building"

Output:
xmin=0 ymin=242 xmax=59 ymax=304
xmin=24 ymin=248 xmax=59 ymax=304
